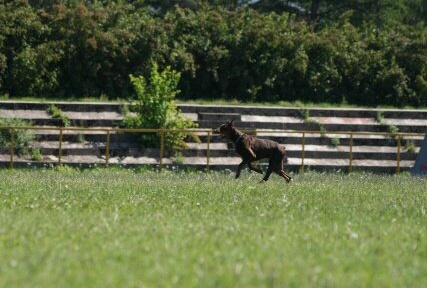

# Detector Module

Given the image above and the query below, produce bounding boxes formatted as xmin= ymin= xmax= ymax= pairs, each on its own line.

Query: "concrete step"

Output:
xmin=179 ymin=104 xmax=427 ymax=119
xmin=0 ymin=109 xmax=122 ymax=120
xmin=3 ymin=101 xmax=427 ymax=119
xmin=15 ymin=118 xmax=120 ymax=127
xmin=199 ymin=119 xmax=427 ymax=133
xmin=0 ymin=107 xmax=123 ymax=127
xmin=198 ymin=112 xmax=241 ymax=122
xmin=0 ymin=101 xmax=123 ymax=112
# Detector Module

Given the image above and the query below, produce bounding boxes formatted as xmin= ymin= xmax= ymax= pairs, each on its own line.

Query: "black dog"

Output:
xmin=213 ymin=120 xmax=292 ymax=183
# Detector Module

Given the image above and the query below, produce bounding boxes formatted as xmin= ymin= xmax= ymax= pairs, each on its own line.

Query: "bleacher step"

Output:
xmin=1 ymin=101 xmax=427 ymax=172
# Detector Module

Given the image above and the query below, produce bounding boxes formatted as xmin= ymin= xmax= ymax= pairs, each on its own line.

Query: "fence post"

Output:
xmin=105 ymin=130 xmax=111 ymax=167
xmin=206 ymin=130 xmax=211 ymax=172
xmin=396 ymin=134 xmax=401 ymax=174
xmin=159 ymin=130 xmax=164 ymax=170
xmin=58 ymin=128 xmax=63 ymax=165
xmin=9 ymin=129 xmax=15 ymax=169
xmin=300 ymin=132 xmax=305 ymax=173
xmin=349 ymin=133 xmax=353 ymax=173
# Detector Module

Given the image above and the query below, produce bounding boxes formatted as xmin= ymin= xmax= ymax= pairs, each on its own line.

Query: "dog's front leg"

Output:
xmin=248 ymin=147 xmax=256 ymax=159
xmin=235 ymin=162 xmax=246 ymax=179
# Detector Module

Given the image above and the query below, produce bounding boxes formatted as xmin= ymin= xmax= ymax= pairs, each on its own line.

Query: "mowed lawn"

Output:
xmin=0 ymin=168 xmax=426 ymax=288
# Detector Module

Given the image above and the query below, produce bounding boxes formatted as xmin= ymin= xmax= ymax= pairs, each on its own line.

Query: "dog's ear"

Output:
xmin=227 ymin=120 xmax=235 ymax=127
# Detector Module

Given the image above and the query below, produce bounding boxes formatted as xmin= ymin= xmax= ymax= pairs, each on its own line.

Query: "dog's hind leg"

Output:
xmin=273 ymin=158 xmax=293 ymax=183
xmin=279 ymin=170 xmax=293 ymax=183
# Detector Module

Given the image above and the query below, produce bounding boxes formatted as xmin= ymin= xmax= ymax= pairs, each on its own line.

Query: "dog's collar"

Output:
xmin=234 ymin=134 xmax=243 ymax=144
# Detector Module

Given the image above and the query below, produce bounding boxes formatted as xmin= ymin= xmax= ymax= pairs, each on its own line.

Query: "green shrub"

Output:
xmin=299 ymin=108 xmax=310 ymax=121
xmin=375 ymin=111 xmax=384 ymax=123
xmin=318 ymin=123 xmax=326 ymax=136
xmin=329 ymin=137 xmax=341 ymax=148
xmin=122 ymin=64 xmax=198 ymax=150
xmin=31 ymin=148 xmax=43 ymax=161
xmin=404 ymin=139 xmax=416 ymax=153
xmin=374 ymin=111 xmax=401 ymax=138
xmin=48 ymin=105 xmax=71 ymax=127
xmin=0 ymin=118 xmax=36 ymax=154
xmin=386 ymin=125 xmax=399 ymax=138
xmin=1 ymin=2 xmax=427 ymax=106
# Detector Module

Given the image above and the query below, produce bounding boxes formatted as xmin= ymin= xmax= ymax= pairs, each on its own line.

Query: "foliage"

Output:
xmin=373 ymin=111 xmax=400 ymax=138
xmin=386 ymin=124 xmax=399 ymax=138
xmin=404 ymin=139 xmax=416 ymax=153
xmin=0 ymin=118 xmax=35 ymax=154
xmin=329 ymin=137 xmax=340 ymax=147
xmin=0 ymin=1 xmax=427 ymax=107
xmin=122 ymin=64 xmax=197 ymax=150
xmin=48 ymin=105 xmax=71 ymax=127
xmin=30 ymin=147 xmax=43 ymax=161
xmin=1 ymin=169 xmax=427 ymax=287
xmin=375 ymin=111 xmax=384 ymax=123
xmin=299 ymin=108 xmax=311 ymax=121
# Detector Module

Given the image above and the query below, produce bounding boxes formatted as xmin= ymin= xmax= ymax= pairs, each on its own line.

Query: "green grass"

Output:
xmin=1 ymin=168 xmax=427 ymax=287
xmin=3 ymin=95 xmax=427 ymax=110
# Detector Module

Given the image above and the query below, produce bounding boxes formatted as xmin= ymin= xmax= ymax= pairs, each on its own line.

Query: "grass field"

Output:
xmin=1 ymin=168 xmax=426 ymax=287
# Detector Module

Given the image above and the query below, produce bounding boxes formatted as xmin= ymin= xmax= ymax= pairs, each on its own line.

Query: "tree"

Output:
xmin=123 ymin=64 xmax=198 ymax=150
xmin=0 ymin=0 xmax=60 ymax=96
xmin=248 ymin=0 xmax=427 ymax=27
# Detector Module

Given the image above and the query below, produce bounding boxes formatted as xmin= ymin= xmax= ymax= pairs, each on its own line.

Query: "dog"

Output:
xmin=213 ymin=120 xmax=292 ymax=183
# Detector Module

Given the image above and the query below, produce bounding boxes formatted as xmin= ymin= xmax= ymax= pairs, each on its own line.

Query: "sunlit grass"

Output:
xmin=1 ymin=168 xmax=426 ymax=287
xmin=3 ymin=95 xmax=427 ymax=110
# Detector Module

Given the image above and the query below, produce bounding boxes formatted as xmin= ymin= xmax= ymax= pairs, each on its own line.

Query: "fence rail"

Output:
xmin=0 ymin=126 xmax=424 ymax=173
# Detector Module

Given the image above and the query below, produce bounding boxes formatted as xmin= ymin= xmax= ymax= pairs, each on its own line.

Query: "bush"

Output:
xmin=122 ymin=64 xmax=198 ymax=150
xmin=1 ymin=2 xmax=427 ymax=107
xmin=48 ymin=105 xmax=71 ymax=127
xmin=0 ymin=118 xmax=36 ymax=155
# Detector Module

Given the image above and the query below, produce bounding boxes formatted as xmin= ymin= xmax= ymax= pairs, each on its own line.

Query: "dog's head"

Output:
xmin=213 ymin=120 xmax=236 ymax=140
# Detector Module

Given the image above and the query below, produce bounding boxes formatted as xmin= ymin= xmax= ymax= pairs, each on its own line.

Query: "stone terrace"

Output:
xmin=1 ymin=101 xmax=426 ymax=173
